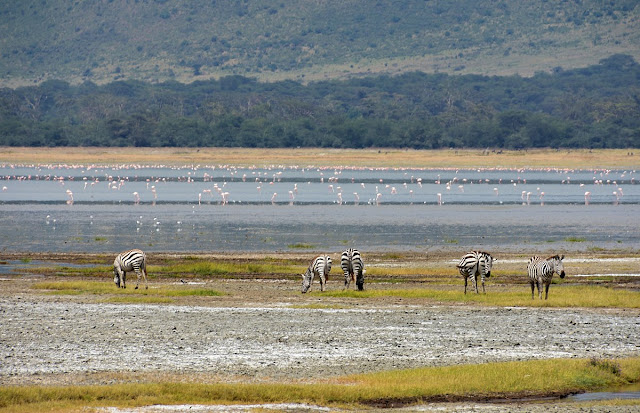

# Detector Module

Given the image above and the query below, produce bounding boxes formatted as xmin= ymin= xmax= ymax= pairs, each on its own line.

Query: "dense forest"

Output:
xmin=1 ymin=54 xmax=638 ymax=149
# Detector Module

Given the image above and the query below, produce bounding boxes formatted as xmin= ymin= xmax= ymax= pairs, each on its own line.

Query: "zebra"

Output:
xmin=341 ymin=248 xmax=365 ymax=291
xmin=113 ymin=249 xmax=148 ymax=289
xmin=301 ymin=255 xmax=332 ymax=293
xmin=456 ymin=251 xmax=494 ymax=294
xmin=527 ymin=254 xmax=565 ymax=300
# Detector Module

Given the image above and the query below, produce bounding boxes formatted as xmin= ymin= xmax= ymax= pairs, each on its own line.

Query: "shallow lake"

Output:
xmin=1 ymin=164 xmax=638 ymax=253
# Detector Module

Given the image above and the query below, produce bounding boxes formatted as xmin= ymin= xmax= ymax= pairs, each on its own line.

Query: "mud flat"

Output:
xmin=1 ymin=253 xmax=639 ymax=412
xmin=1 ymin=278 xmax=639 ymax=385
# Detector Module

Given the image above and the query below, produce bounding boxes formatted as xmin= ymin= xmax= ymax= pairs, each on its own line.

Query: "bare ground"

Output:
xmin=1 ymin=252 xmax=639 ymax=412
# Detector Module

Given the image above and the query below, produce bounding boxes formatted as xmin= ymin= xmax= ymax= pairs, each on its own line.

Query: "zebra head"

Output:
xmin=553 ymin=254 xmax=566 ymax=278
xmin=481 ymin=252 xmax=494 ymax=278
xmin=301 ymin=268 xmax=313 ymax=294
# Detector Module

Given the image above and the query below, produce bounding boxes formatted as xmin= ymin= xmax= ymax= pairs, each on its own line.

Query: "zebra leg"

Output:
xmin=537 ymin=280 xmax=543 ymax=299
xmin=481 ymin=274 xmax=486 ymax=294
xmin=133 ymin=267 xmax=142 ymax=289
xmin=343 ymin=270 xmax=350 ymax=290
xmin=121 ymin=271 xmax=126 ymax=289
xmin=142 ymin=267 xmax=148 ymax=289
xmin=319 ymin=272 xmax=326 ymax=292
xmin=530 ymin=282 xmax=535 ymax=299
xmin=356 ymin=270 xmax=364 ymax=291
xmin=544 ymin=283 xmax=550 ymax=300
xmin=464 ymin=276 xmax=468 ymax=294
xmin=473 ymin=274 xmax=479 ymax=294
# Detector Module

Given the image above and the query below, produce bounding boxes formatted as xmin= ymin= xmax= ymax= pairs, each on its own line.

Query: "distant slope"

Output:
xmin=1 ymin=0 xmax=639 ymax=86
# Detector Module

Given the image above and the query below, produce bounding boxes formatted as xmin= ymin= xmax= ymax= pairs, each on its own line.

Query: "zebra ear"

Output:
xmin=560 ymin=254 xmax=565 ymax=260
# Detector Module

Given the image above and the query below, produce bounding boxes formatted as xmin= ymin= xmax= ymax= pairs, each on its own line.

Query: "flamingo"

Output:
xmin=437 ymin=193 xmax=442 ymax=205
xmin=584 ymin=191 xmax=591 ymax=206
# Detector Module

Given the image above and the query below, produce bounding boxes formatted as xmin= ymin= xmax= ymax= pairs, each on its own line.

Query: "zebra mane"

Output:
xmin=547 ymin=254 xmax=563 ymax=261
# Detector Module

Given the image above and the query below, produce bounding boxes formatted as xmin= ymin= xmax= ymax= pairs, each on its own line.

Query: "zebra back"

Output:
xmin=528 ymin=254 xmax=566 ymax=299
xmin=341 ymin=248 xmax=365 ymax=290
xmin=115 ymin=249 xmax=146 ymax=271
xmin=302 ymin=255 xmax=331 ymax=293
xmin=113 ymin=249 xmax=147 ymax=288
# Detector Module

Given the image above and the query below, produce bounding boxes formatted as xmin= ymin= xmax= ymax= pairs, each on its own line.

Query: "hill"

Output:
xmin=1 ymin=0 xmax=639 ymax=87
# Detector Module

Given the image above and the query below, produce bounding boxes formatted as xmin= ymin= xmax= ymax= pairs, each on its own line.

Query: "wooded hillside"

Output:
xmin=1 ymin=55 xmax=638 ymax=149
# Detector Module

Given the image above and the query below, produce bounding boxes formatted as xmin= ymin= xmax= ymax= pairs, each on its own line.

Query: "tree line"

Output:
xmin=0 ymin=54 xmax=638 ymax=149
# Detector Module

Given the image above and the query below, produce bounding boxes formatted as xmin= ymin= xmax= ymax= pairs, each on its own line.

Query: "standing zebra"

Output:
xmin=113 ymin=249 xmax=148 ymax=290
xmin=527 ymin=254 xmax=565 ymax=300
xmin=456 ymin=251 xmax=494 ymax=294
xmin=301 ymin=255 xmax=332 ymax=293
xmin=341 ymin=248 xmax=365 ymax=291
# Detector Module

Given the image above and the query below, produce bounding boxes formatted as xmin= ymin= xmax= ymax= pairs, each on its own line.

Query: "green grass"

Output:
xmin=317 ymin=285 xmax=640 ymax=308
xmin=31 ymin=281 xmax=225 ymax=302
xmin=287 ymin=243 xmax=315 ymax=249
xmin=158 ymin=261 xmax=300 ymax=277
xmin=1 ymin=357 xmax=638 ymax=412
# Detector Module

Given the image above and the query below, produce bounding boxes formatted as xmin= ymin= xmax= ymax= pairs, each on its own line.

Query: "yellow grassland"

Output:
xmin=0 ymin=147 xmax=638 ymax=169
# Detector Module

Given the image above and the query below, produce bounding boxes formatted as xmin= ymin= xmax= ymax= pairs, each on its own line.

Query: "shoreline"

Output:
xmin=1 ymin=147 xmax=638 ymax=169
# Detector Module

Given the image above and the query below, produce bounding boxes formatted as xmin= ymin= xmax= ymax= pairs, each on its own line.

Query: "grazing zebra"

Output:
xmin=301 ymin=255 xmax=332 ymax=293
xmin=113 ymin=249 xmax=148 ymax=289
xmin=341 ymin=248 xmax=365 ymax=291
xmin=456 ymin=251 xmax=494 ymax=294
xmin=527 ymin=254 xmax=565 ymax=300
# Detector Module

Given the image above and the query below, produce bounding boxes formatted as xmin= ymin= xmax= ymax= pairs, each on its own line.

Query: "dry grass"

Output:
xmin=1 ymin=357 xmax=638 ymax=412
xmin=0 ymin=147 xmax=637 ymax=169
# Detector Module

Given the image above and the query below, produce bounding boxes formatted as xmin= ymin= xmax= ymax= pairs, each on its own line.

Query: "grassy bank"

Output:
xmin=0 ymin=147 xmax=637 ymax=169
xmin=1 ymin=357 xmax=639 ymax=412
xmin=30 ymin=280 xmax=640 ymax=309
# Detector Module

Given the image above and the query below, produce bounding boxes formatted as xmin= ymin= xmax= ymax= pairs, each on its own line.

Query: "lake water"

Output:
xmin=1 ymin=164 xmax=638 ymax=253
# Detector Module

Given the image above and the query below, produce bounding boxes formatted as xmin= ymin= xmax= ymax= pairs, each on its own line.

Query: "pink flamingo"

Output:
xmin=584 ymin=191 xmax=591 ymax=205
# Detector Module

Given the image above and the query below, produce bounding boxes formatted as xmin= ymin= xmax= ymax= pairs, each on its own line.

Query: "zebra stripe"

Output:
xmin=113 ymin=249 xmax=148 ymax=290
xmin=527 ymin=254 xmax=565 ymax=299
xmin=341 ymin=248 xmax=365 ymax=291
xmin=456 ymin=251 xmax=494 ymax=294
xmin=301 ymin=255 xmax=332 ymax=293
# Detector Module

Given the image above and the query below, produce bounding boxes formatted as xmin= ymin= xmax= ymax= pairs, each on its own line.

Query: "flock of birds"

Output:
xmin=0 ymin=164 xmax=637 ymax=206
